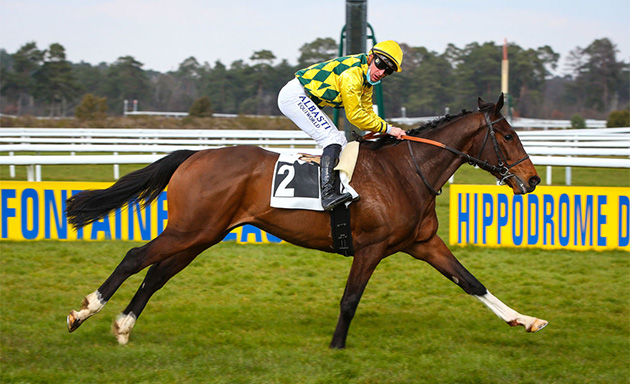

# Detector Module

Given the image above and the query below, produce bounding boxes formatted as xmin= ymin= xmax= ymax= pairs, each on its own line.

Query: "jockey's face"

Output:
xmin=369 ymin=55 xmax=389 ymax=82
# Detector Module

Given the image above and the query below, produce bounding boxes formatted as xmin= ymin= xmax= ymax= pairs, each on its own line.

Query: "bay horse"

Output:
xmin=66 ymin=94 xmax=547 ymax=349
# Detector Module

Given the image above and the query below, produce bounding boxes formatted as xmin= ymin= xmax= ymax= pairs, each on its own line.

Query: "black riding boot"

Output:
xmin=320 ymin=144 xmax=352 ymax=211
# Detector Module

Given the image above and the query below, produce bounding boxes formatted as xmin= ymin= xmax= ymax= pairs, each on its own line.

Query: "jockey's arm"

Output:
xmin=339 ymin=70 xmax=404 ymax=139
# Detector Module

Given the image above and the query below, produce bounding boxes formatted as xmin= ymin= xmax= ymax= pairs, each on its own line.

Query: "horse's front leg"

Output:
xmin=404 ymin=236 xmax=547 ymax=333
xmin=330 ymin=246 xmax=385 ymax=349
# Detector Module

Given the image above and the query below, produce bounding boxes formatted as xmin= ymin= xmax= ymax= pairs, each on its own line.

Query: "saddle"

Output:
xmin=270 ymin=142 xmax=360 ymax=256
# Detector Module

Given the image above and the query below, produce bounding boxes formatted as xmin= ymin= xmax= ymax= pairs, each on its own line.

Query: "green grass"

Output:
xmin=0 ymin=241 xmax=628 ymax=383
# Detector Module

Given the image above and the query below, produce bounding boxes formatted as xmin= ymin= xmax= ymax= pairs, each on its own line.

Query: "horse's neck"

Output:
xmin=411 ymin=114 xmax=485 ymax=191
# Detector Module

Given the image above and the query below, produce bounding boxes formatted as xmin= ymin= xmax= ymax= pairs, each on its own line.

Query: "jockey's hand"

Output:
xmin=388 ymin=126 xmax=406 ymax=140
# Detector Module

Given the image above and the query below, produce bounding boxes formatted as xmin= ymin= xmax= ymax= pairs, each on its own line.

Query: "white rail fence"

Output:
xmin=0 ymin=128 xmax=320 ymax=181
xmin=391 ymin=116 xmax=608 ymax=129
xmin=1 ymin=127 xmax=628 ymax=183
xmin=517 ymin=127 xmax=629 ymax=185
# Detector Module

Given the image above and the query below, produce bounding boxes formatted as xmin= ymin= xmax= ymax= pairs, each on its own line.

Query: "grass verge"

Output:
xmin=0 ymin=241 xmax=628 ymax=384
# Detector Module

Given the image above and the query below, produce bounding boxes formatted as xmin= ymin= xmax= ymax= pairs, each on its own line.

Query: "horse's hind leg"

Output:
xmin=112 ymin=244 xmax=211 ymax=344
xmin=67 ymin=228 xmax=203 ymax=333
xmin=404 ymin=236 xmax=548 ymax=333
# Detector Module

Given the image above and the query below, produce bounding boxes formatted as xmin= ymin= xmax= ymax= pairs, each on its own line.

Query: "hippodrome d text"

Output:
xmin=453 ymin=189 xmax=629 ymax=249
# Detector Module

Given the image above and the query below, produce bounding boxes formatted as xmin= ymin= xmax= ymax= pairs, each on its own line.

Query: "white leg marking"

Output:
xmin=75 ymin=291 xmax=106 ymax=321
xmin=113 ymin=313 xmax=137 ymax=345
xmin=475 ymin=291 xmax=542 ymax=330
xmin=476 ymin=291 xmax=520 ymax=322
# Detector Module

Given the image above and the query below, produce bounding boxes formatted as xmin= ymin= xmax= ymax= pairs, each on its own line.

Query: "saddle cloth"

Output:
xmin=270 ymin=142 xmax=360 ymax=211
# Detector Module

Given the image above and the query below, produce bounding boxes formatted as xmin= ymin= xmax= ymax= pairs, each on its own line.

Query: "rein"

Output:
xmin=398 ymin=112 xmax=529 ymax=195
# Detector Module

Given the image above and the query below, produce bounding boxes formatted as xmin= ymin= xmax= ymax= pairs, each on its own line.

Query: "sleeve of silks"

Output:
xmin=338 ymin=69 xmax=391 ymax=134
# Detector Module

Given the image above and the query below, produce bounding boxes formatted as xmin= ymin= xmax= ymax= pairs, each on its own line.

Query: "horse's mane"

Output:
xmin=362 ymin=101 xmax=496 ymax=149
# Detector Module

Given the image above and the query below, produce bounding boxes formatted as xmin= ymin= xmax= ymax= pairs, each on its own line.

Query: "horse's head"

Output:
xmin=473 ymin=94 xmax=540 ymax=194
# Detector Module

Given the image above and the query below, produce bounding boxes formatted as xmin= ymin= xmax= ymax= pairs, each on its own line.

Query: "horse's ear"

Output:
xmin=495 ymin=93 xmax=504 ymax=114
xmin=477 ymin=97 xmax=484 ymax=108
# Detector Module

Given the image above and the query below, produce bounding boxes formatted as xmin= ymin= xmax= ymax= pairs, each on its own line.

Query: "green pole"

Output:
xmin=367 ymin=24 xmax=385 ymax=120
xmin=333 ymin=23 xmax=386 ymax=131
xmin=333 ymin=26 xmax=346 ymax=129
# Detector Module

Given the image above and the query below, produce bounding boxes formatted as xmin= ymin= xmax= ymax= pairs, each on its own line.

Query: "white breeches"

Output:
xmin=278 ymin=78 xmax=347 ymax=149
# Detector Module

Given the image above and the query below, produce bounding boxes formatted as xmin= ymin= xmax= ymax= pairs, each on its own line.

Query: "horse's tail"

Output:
xmin=66 ymin=150 xmax=198 ymax=229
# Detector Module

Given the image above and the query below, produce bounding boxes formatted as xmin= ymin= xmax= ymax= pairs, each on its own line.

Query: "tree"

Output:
xmin=33 ymin=43 xmax=81 ymax=116
xmin=566 ymin=38 xmax=624 ymax=113
xmin=152 ymin=73 xmax=177 ymax=111
xmin=202 ymin=61 xmax=232 ymax=113
xmin=102 ymin=56 xmax=150 ymax=114
xmin=570 ymin=114 xmax=586 ymax=128
xmin=75 ymin=93 xmax=108 ymax=120
xmin=0 ymin=48 xmax=11 ymax=69
xmin=298 ymin=37 xmax=337 ymax=67
xmin=73 ymin=61 xmax=107 ymax=96
xmin=448 ymin=42 xmax=502 ymax=108
xmin=563 ymin=47 xmax=589 ymax=111
xmin=1 ymin=42 xmax=43 ymax=115
xmin=607 ymin=110 xmax=630 ymax=127
xmin=250 ymin=50 xmax=276 ymax=66
xmin=0 ymin=49 xmax=14 ymax=114
xmin=169 ymin=56 xmax=205 ymax=111
xmin=189 ymin=96 xmax=213 ymax=117
xmin=228 ymin=59 xmax=255 ymax=114
xmin=248 ymin=50 xmax=277 ymax=115
xmin=399 ymin=47 xmax=454 ymax=116
xmin=509 ymin=44 xmax=559 ymax=116
xmin=583 ymin=38 xmax=623 ymax=112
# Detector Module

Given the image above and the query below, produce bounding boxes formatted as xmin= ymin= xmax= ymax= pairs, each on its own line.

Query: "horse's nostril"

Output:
xmin=530 ymin=176 xmax=541 ymax=187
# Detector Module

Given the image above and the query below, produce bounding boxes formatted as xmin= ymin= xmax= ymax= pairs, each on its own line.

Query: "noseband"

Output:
xmin=403 ymin=112 xmax=530 ymax=195
xmin=477 ymin=114 xmax=530 ymax=184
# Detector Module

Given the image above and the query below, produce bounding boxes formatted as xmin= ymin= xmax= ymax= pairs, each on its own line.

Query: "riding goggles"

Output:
xmin=373 ymin=54 xmax=395 ymax=75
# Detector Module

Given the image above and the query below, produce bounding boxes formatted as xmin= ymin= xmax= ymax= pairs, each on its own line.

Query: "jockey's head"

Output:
xmin=369 ymin=40 xmax=403 ymax=75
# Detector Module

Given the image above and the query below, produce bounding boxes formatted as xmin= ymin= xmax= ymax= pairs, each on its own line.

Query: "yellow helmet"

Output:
xmin=370 ymin=40 xmax=403 ymax=72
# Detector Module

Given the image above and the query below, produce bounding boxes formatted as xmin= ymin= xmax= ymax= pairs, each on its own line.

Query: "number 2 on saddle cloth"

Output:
xmin=271 ymin=154 xmax=355 ymax=256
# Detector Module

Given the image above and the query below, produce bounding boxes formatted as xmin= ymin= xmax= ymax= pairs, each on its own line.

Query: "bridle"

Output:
xmin=401 ymin=112 xmax=530 ymax=195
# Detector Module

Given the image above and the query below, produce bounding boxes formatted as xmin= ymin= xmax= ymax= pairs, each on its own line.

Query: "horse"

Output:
xmin=66 ymin=94 xmax=547 ymax=349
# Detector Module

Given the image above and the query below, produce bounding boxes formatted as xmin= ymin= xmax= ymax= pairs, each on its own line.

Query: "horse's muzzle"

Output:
xmin=528 ymin=175 xmax=541 ymax=192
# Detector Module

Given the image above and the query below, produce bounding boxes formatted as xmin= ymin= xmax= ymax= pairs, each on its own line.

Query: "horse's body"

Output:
xmin=67 ymin=95 xmax=547 ymax=348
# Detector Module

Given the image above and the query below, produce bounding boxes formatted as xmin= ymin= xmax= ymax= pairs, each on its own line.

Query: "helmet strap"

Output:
xmin=366 ymin=66 xmax=381 ymax=86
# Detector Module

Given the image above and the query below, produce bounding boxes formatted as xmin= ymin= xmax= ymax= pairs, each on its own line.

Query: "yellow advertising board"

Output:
xmin=449 ymin=185 xmax=630 ymax=251
xmin=0 ymin=181 xmax=282 ymax=243
xmin=4 ymin=181 xmax=628 ymax=251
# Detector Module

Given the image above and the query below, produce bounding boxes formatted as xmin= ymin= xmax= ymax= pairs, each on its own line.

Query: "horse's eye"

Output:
xmin=504 ymin=134 xmax=513 ymax=141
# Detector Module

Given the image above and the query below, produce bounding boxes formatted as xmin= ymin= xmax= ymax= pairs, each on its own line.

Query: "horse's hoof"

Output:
xmin=67 ymin=310 xmax=82 ymax=333
xmin=115 ymin=332 xmax=130 ymax=345
xmin=112 ymin=313 xmax=136 ymax=345
xmin=527 ymin=318 xmax=548 ymax=333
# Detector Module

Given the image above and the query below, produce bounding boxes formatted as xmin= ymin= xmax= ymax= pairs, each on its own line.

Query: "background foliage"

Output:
xmin=1 ymin=37 xmax=628 ymax=120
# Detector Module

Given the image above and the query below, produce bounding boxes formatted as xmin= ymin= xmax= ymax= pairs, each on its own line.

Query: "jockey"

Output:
xmin=278 ymin=40 xmax=406 ymax=211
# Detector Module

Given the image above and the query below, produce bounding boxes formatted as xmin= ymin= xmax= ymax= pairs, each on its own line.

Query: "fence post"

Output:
xmin=114 ymin=152 xmax=120 ymax=179
xmin=9 ymin=152 xmax=15 ymax=178
xmin=26 ymin=165 xmax=34 ymax=182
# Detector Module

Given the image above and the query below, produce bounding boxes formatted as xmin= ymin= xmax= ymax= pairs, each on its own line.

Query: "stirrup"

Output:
xmin=322 ymin=192 xmax=352 ymax=211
